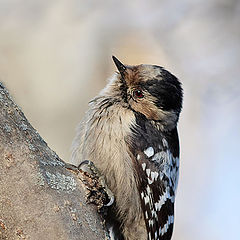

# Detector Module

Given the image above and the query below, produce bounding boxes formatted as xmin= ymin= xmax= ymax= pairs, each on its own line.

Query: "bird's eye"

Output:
xmin=133 ymin=89 xmax=144 ymax=99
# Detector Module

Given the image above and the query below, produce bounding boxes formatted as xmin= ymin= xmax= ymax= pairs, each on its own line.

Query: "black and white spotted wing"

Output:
xmin=135 ymin=147 xmax=178 ymax=240
xmin=131 ymin=117 xmax=180 ymax=240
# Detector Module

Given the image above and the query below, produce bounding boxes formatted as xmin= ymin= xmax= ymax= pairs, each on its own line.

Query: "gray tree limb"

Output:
xmin=0 ymin=82 xmax=106 ymax=240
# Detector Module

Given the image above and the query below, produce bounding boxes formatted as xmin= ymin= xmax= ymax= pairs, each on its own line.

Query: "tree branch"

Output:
xmin=0 ymin=82 xmax=106 ymax=240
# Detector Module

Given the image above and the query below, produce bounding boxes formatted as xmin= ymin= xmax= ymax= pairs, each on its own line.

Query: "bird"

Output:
xmin=71 ymin=56 xmax=183 ymax=240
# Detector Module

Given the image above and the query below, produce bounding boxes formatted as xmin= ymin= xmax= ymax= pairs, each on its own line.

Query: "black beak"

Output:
xmin=112 ymin=56 xmax=126 ymax=79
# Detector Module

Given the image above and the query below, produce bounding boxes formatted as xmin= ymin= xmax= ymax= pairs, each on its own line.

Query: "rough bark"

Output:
xmin=0 ymin=82 xmax=106 ymax=240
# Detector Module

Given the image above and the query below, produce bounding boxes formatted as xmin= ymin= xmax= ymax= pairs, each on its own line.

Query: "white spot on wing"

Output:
xmin=155 ymin=189 xmax=171 ymax=211
xmin=148 ymin=232 xmax=151 ymax=240
xmin=162 ymin=138 xmax=168 ymax=147
xmin=146 ymin=185 xmax=151 ymax=195
xmin=151 ymin=171 xmax=159 ymax=181
xmin=151 ymin=209 xmax=158 ymax=219
xmin=148 ymin=219 xmax=154 ymax=227
xmin=144 ymin=195 xmax=150 ymax=204
xmin=144 ymin=147 xmax=154 ymax=158
xmin=148 ymin=178 xmax=154 ymax=184
xmin=137 ymin=154 xmax=140 ymax=160
xmin=146 ymin=168 xmax=151 ymax=177
xmin=142 ymin=163 xmax=146 ymax=171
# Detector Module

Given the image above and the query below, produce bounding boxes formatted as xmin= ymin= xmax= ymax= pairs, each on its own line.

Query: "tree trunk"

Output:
xmin=0 ymin=82 xmax=106 ymax=240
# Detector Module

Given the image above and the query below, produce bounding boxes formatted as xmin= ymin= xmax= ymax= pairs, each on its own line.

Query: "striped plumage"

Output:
xmin=131 ymin=113 xmax=180 ymax=240
xmin=71 ymin=56 xmax=183 ymax=240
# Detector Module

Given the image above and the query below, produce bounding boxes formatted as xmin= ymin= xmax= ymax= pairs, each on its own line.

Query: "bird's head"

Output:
xmin=104 ymin=56 xmax=183 ymax=130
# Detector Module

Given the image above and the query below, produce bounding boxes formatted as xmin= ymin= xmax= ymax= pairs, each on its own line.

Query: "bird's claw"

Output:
xmin=78 ymin=160 xmax=115 ymax=209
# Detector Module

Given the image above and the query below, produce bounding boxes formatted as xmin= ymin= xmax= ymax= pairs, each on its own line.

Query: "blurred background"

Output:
xmin=1 ymin=0 xmax=240 ymax=239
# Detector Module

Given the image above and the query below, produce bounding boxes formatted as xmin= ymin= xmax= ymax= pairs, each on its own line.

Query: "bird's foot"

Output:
xmin=78 ymin=160 xmax=115 ymax=213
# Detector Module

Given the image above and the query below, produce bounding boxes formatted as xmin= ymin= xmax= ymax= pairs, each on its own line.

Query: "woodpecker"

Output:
xmin=71 ymin=56 xmax=183 ymax=240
